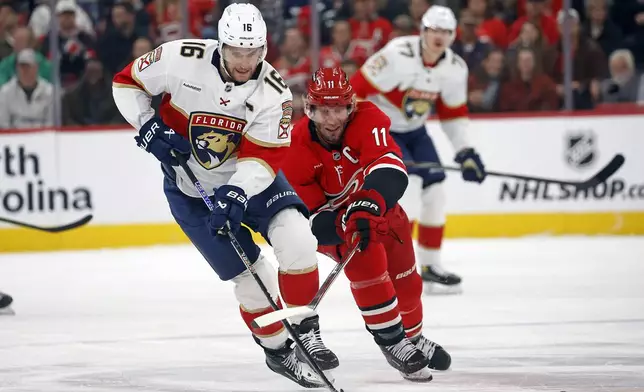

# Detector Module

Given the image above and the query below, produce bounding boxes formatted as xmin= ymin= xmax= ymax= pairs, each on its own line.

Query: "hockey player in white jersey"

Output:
xmin=112 ymin=4 xmax=338 ymax=388
xmin=350 ymin=5 xmax=488 ymax=295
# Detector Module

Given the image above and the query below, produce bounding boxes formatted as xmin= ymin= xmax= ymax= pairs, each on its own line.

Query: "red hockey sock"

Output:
xmin=239 ymin=298 xmax=285 ymax=338
xmin=278 ymin=266 xmax=319 ymax=307
xmin=352 ymin=278 xmax=401 ymax=332
xmin=392 ymin=263 xmax=424 ymax=339
xmin=345 ymin=244 xmax=403 ymax=334
xmin=418 ymin=224 xmax=444 ymax=250
xmin=400 ymin=300 xmax=423 ymax=339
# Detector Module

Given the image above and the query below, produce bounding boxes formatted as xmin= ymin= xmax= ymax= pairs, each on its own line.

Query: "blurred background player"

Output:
xmin=350 ymin=5 xmax=488 ymax=295
xmin=281 ymin=67 xmax=451 ymax=382
xmin=0 ymin=291 xmax=13 ymax=315
xmin=112 ymin=3 xmax=337 ymax=388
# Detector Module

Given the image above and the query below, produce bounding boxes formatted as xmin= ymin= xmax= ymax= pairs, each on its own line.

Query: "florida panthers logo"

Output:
xmin=188 ymin=112 xmax=246 ymax=170
xmin=402 ymin=90 xmax=438 ymax=120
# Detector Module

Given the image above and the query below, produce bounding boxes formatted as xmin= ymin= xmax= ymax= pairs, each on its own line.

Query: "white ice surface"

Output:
xmin=1 ymin=237 xmax=643 ymax=392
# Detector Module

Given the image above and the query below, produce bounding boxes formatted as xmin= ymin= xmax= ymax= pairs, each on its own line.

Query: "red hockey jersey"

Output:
xmin=281 ymin=101 xmax=407 ymax=215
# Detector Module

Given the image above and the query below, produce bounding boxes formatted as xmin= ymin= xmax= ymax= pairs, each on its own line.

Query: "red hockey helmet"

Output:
xmin=304 ymin=67 xmax=357 ymax=144
xmin=306 ymin=67 xmax=355 ymax=106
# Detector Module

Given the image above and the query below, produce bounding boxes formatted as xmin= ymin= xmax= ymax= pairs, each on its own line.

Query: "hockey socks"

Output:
xmin=278 ymin=266 xmax=319 ymax=309
xmin=239 ymin=299 xmax=288 ymax=349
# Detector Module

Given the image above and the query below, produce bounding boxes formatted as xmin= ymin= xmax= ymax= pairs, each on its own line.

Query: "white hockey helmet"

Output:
xmin=420 ymin=5 xmax=457 ymax=44
xmin=218 ymin=3 xmax=268 ymax=62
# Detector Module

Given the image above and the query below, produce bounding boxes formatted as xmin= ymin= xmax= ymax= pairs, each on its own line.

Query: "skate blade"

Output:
xmin=423 ymin=282 xmax=462 ymax=296
xmin=266 ymin=361 xmax=326 ymax=389
xmin=0 ymin=307 xmax=15 ymax=315
xmin=400 ymin=367 xmax=433 ymax=382
xmin=323 ymin=369 xmax=335 ymax=383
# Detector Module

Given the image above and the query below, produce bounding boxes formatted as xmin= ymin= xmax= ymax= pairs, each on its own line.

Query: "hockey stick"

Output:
xmin=252 ymin=244 xmax=360 ymax=328
xmin=406 ymin=153 xmax=625 ymax=190
xmin=0 ymin=214 xmax=93 ymax=233
xmin=173 ymin=153 xmax=343 ymax=392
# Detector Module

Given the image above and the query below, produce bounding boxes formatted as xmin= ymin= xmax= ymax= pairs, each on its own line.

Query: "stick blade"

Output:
xmin=47 ymin=214 xmax=94 ymax=233
xmin=578 ymin=154 xmax=625 ymax=190
xmin=252 ymin=306 xmax=316 ymax=328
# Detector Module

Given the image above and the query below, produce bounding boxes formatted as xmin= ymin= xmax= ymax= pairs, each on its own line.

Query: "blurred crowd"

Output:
xmin=0 ymin=0 xmax=643 ymax=129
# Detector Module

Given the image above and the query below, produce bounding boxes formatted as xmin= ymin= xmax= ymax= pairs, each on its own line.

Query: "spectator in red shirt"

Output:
xmin=507 ymin=21 xmax=557 ymax=78
xmin=509 ymin=0 xmax=560 ymax=45
xmin=146 ymin=0 xmax=205 ymax=43
xmin=319 ymin=19 xmax=370 ymax=68
xmin=348 ymin=0 xmax=393 ymax=53
xmin=467 ymin=0 xmax=509 ymax=48
xmin=499 ymin=47 xmax=559 ymax=112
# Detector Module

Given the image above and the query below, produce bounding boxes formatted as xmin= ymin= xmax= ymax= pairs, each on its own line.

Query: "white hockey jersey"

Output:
xmin=350 ymin=36 xmax=471 ymax=152
xmin=112 ymin=39 xmax=294 ymax=198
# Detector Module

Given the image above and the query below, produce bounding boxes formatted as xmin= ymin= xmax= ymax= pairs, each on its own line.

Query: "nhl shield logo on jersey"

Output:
xmin=188 ymin=112 xmax=246 ymax=170
xmin=402 ymin=90 xmax=438 ymax=119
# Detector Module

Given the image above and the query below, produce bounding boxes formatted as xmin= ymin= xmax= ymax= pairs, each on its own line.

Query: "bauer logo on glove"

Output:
xmin=134 ymin=116 xmax=191 ymax=166
xmin=209 ymin=185 xmax=248 ymax=235
xmin=343 ymin=190 xmax=389 ymax=251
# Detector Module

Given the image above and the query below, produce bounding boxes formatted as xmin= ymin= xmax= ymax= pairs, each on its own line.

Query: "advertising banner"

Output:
xmin=427 ymin=114 xmax=644 ymax=214
xmin=1 ymin=113 xmax=643 ymax=251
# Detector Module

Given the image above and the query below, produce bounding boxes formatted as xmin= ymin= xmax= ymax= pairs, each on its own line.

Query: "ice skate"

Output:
xmin=293 ymin=315 xmax=339 ymax=371
xmin=263 ymin=339 xmax=326 ymax=388
xmin=0 ymin=292 xmax=14 ymax=315
xmin=379 ymin=337 xmax=431 ymax=378
xmin=421 ymin=265 xmax=463 ymax=295
xmin=412 ymin=334 xmax=451 ymax=370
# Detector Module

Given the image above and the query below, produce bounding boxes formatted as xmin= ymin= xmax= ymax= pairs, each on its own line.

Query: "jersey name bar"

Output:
xmin=190 ymin=113 xmax=246 ymax=132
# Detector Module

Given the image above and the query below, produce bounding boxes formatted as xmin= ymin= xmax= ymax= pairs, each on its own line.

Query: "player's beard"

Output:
xmin=315 ymin=123 xmax=345 ymax=146
xmin=220 ymin=58 xmax=257 ymax=83
xmin=223 ymin=62 xmax=256 ymax=82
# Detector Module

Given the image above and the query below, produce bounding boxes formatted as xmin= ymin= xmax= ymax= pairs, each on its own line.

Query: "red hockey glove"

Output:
xmin=342 ymin=189 xmax=390 ymax=251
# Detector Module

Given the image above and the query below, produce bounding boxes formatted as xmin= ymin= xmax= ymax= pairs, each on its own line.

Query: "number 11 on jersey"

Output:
xmin=372 ymin=127 xmax=387 ymax=146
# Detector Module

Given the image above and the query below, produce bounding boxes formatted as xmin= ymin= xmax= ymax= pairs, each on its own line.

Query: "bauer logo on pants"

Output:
xmin=188 ymin=112 xmax=246 ymax=170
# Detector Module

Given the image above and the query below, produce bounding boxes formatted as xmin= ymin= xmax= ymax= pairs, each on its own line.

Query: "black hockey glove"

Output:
xmin=342 ymin=189 xmax=389 ymax=251
xmin=135 ymin=116 xmax=191 ymax=166
xmin=454 ymin=148 xmax=486 ymax=183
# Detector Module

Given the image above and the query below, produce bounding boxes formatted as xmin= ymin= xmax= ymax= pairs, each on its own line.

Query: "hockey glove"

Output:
xmin=454 ymin=148 xmax=486 ymax=183
xmin=342 ymin=189 xmax=389 ymax=251
xmin=208 ymin=185 xmax=248 ymax=236
xmin=135 ymin=116 xmax=191 ymax=166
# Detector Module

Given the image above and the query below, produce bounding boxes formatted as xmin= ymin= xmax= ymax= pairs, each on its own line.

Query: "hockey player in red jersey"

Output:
xmin=281 ymin=67 xmax=451 ymax=381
